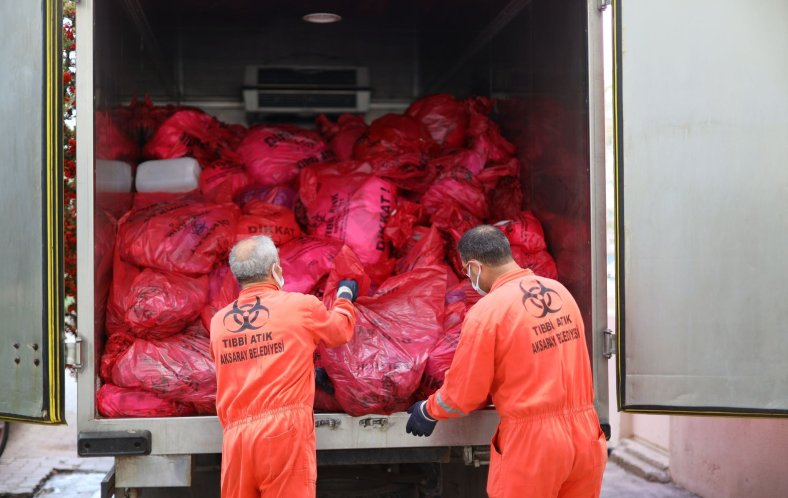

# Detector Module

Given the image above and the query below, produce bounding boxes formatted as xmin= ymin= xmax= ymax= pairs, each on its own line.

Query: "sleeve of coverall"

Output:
xmin=307 ymin=296 xmax=357 ymax=348
xmin=426 ymin=316 xmax=495 ymax=420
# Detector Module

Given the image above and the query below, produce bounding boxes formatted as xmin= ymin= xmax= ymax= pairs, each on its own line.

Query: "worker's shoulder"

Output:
xmin=279 ymin=289 xmax=322 ymax=309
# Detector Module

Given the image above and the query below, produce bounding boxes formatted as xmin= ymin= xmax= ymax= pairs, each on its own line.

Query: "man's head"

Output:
xmin=458 ymin=225 xmax=519 ymax=295
xmin=229 ymin=236 xmax=284 ymax=288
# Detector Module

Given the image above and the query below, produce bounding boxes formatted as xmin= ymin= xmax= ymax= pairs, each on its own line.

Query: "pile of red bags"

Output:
xmin=97 ymin=95 xmax=560 ymax=418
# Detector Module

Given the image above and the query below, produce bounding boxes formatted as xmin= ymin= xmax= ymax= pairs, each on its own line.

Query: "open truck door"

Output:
xmin=613 ymin=0 xmax=788 ymax=416
xmin=0 ymin=0 xmax=65 ymax=424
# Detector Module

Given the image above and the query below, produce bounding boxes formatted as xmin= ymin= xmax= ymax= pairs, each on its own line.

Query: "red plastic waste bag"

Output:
xmin=419 ymin=281 xmax=482 ymax=397
xmin=383 ymin=199 xmax=422 ymax=251
xmin=518 ymin=250 xmax=558 ymax=280
xmin=428 ymin=150 xmax=485 ymax=177
xmin=143 ymin=110 xmax=230 ymax=165
xmin=117 ymin=199 xmax=239 ymax=276
xmin=99 ymin=332 xmax=136 ymax=382
xmin=465 ymin=97 xmax=517 ymax=164
xmin=199 ymin=158 xmax=252 ymax=203
xmin=395 ymin=225 xmax=446 ymax=274
xmin=316 ymin=114 xmax=368 ymax=162
xmin=113 ymin=266 xmax=209 ymax=340
xmin=353 ymin=114 xmax=437 ymax=192
xmin=279 ymin=237 xmax=344 ymax=294
xmin=236 ymin=201 xmax=301 ymax=246
xmin=112 ymin=328 xmax=216 ymax=413
xmin=495 ymin=212 xmax=558 ymax=279
xmin=406 ymin=94 xmax=469 ymax=150
xmin=95 ymin=112 xmax=140 ymax=162
xmin=354 ymin=114 xmax=433 ymax=160
xmin=320 ymin=255 xmax=447 ymax=416
xmin=421 ymin=174 xmax=487 ymax=221
xmin=125 ymin=269 xmax=208 ymax=338
xmin=201 ymin=265 xmax=240 ymax=330
xmin=237 ymin=126 xmax=333 ymax=187
xmin=304 ymin=173 xmax=397 ymax=269
xmin=234 ymin=184 xmax=299 ymax=210
xmin=97 ymin=384 xmax=196 ymax=418
xmin=495 ymin=211 xmax=548 ymax=254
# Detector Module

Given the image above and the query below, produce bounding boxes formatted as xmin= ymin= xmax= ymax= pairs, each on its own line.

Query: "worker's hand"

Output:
xmin=337 ymin=279 xmax=359 ymax=302
xmin=406 ymin=401 xmax=438 ymax=437
xmin=315 ymin=368 xmax=335 ymax=395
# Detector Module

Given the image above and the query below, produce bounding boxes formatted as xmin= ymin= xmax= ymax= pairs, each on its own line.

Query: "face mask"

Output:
xmin=466 ymin=262 xmax=487 ymax=296
xmin=273 ymin=264 xmax=285 ymax=289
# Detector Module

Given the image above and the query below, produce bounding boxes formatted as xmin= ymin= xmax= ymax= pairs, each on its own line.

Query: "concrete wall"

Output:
xmin=669 ymin=417 xmax=788 ymax=498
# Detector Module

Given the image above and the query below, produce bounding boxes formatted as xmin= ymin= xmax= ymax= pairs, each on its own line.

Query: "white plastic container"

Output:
xmin=95 ymin=159 xmax=133 ymax=193
xmin=135 ymin=157 xmax=201 ymax=193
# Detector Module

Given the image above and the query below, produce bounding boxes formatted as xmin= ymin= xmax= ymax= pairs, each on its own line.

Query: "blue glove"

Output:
xmin=315 ymin=368 xmax=335 ymax=395
xmin=406 ymin=401 xmax=437 ymax=437
xmin=337 ymin=279 xmax=359 ymax=302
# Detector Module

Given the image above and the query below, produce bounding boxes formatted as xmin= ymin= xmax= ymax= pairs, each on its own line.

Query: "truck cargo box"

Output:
xmin=77 ymin=0 xmax=610 ymax=457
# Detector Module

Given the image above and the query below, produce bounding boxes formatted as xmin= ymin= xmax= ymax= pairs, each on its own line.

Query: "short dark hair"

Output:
xmin=458 ymin=225 xmax=514 ymax=266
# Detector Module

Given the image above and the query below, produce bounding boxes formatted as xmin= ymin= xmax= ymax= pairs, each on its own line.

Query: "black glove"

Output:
xmin=315 ymin=368 xmax=335 ymax=395
xmin=337 ymin=279 xmax=359 ymax=302
xmin=406 ymin=401 xmax=438 ymax=437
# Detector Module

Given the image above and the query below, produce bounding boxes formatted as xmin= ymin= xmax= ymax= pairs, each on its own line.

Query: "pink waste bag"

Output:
xmin=237 ymin=125 xmax=333 ymax=187
xmin=319 ymin=250 xmax=447 ymax=416
xmin=117 ymin=199 xmax=239 ymax=276
xmin=316 ymin=114 xmax=368 ymax=162
xmin=236 ymin=201 xmax=301 ymax=246
xmin=279 ymin=237 xmax=344 ymax=294
xmin=201 ymin=265 xmax=240 ymax=330
xmin=406 ymin=94 xmax=469 ymax=150
xmin=302 ymin=171 xmax=397 ymax=269
xmin=111 ymin=326 xmax=216 ymax=414
xmin=97 ymin=384 xmax=196 ymax=418
xmin=199 ymin=158 xmax=252 ymax=203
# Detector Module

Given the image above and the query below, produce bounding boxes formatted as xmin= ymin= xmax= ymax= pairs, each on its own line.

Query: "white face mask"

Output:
xmin=273 ymin=264 xmax=285 ymax=289
xmin=466 ymin=262 xmax=487 ymax=296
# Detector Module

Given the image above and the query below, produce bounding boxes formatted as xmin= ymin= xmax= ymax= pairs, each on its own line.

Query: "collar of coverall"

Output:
xmin=489 ymin=268 xmax=535 ymax=293
xmin=238 ymin=281 xmax=280 ymax=299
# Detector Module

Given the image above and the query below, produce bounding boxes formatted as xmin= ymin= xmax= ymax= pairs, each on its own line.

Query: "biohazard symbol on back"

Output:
xmin=519 ymin=280 xmax=563 ymax=318
xmin=223 ymin=297 xmax=270 ymax=333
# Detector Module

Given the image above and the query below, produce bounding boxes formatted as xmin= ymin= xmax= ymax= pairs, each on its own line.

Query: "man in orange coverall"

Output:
xmin=210 ymin=235 xmax=359 ymax=498
xmin=406 ymin=225 xmax=607 ymax=498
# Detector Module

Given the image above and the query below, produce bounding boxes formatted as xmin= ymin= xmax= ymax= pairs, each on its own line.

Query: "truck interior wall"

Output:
xmin=92 ymin=0 xmax=594 ymax=415
xmin=419 ymin=0 xmax=592 ymax=334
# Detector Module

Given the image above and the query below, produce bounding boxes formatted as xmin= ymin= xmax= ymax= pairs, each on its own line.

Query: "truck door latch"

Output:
xmin=602 ymin=329 xmax=616 ymax=359
xmin=65 ymin=335 xmax=84 ymax=371
xmin=315 ymin=418 xmax=341 ymax=430
xmin=359 ymin=417 xmax=389 ymax=431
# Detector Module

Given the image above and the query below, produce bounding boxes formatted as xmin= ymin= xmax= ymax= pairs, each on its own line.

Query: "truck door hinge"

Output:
xmin=65 ymin=335 xmax=84 ymax=371
xmin=598 ymin=0 xmax=611 ymax=11
xmin=602 ymin=329 xmax=616 ymax=358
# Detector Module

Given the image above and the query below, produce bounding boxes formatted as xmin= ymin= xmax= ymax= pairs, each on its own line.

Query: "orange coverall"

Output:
xmin=426 ymin=269 xmax=607 ymax=498
xmin=210 ymin=282 xmax=356 ymax=498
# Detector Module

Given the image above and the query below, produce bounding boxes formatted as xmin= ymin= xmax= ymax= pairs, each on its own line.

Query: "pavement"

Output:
xmin=2 ymin=378 xmax=699 ymax=498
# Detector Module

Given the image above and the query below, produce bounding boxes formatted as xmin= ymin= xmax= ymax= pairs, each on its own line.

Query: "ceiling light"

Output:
xmin=303 ymin=12 xmax=342 ymax=24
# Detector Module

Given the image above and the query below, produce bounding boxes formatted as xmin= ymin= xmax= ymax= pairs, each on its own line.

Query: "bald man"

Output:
xmin=210 ymin=236 xmax=358 ymax=498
